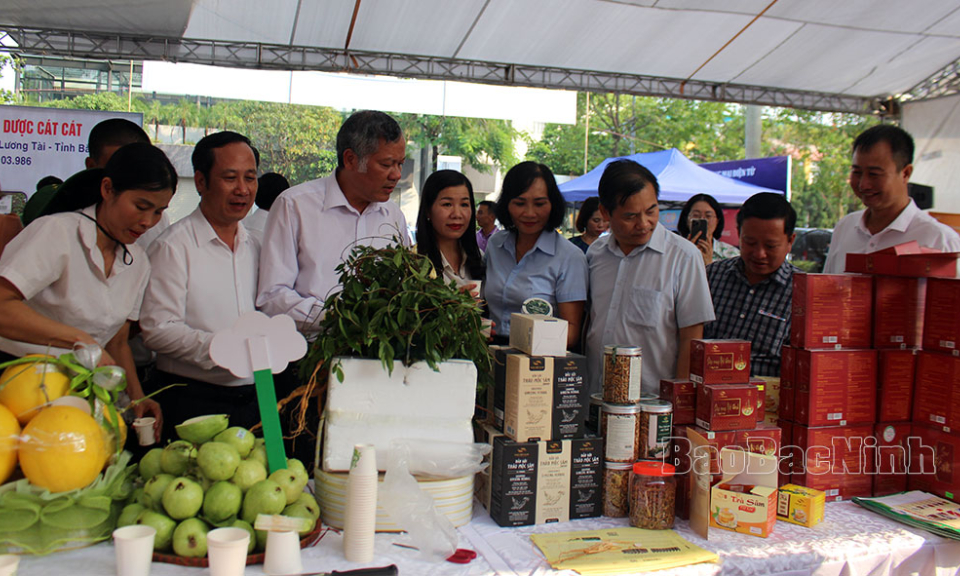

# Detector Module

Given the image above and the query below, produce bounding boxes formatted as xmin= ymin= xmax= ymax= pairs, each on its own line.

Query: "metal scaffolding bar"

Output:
xmin=3 ymin=26 xmax=881 ymax=114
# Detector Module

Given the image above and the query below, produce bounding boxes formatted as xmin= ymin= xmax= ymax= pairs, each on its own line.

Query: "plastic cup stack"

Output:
xmin=0 ymin=555 xmax=19 ymax=576
xmin=207 ymin=527 xmax=251 ymax=576
xmin=112 ymin=525 xmax=155 ymax=576
xmin=264 ymin=530 xmax=303 ymax=575
xmin=133 ymin=417 xmax=157 ymax=446
xmin=343 ymin=443 xmax=377 ymax=563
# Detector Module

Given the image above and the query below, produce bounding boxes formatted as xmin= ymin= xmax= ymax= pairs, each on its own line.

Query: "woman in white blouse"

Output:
xmin=0 ymin=143 xmax=176 ymax=427
xmin=415 ymin=170 xmax=485 ymax=288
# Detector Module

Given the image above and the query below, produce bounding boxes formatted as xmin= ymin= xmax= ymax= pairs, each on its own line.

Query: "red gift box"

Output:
xmin=780 ymin=345 xmax=796 ymax=421
xmin=923 ymin=278 xmax=960 ymax=355
xmin=912 ymin=351 xmax=960 ymax=431
xmin=696 ymin=382 xmax=760 ymax=431
xmin=689 ymin=339 xmax=751 ymax=384
xmin=873 ymin=422 xmax=910 ymax=497
xmin=791 ymin=273 xmax=873 ymax=350
xmin=877 ymin=349 xmax=915 ymax=423
xmin=873 ymin=275 xmax=925 ymax=349
xmin=907 ymin=424 xmax=960 ymax=503
xmin=792 ymin=423 xmax=875 ymax=501
xmin=660 ymin=378 xmax=696 ymax=425
xmin=794 ymin=349 xmax=877 ymax=427
xmin=846 ymin=241 xmax=959 ymax=279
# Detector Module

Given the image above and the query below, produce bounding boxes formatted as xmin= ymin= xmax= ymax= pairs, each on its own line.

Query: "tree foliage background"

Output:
xmin=526 ymin=93 xmax=878 ymax=228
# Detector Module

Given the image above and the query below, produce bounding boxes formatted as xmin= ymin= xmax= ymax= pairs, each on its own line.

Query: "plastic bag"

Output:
xmin=378 ymin=441 xmax=481 ymax=561
xmin=389 ymin=439 xmax=490 ymax=479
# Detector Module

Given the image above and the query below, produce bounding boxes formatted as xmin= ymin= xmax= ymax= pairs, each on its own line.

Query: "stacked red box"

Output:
xmin=873 ymin=275 xmax=925 ymax=349
xmin=923 ymin=278 xmax=960 ymax=355
xmin=792 ymin=423 xmax=875 ymax=500
xmin=873 ymin=422 xmax=911 ymax=497
xmin=794 ymin=349 xmax=877 ymax=427
xmin=912 ymin=351 xmax=960 ymax=430
xmin=791 ymin=273 xmax=873 ymax=349
xmin=907 ymin=424 xmax=960 ymax=500
xmin=660 ymin=379 xmax=696 ymax=425
xmin=696 ymin=382 xmax=761 ymax=431
xmin=689 ymin=339 xmax=751 ymax=384
xmin=877 ymin=349 xmax=916 ymax=423
xmin=779 ymin=345 xmax=796 ymax=421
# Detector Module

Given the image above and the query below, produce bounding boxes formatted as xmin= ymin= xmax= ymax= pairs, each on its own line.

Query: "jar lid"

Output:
xmin=522 ymin=297 xmax=553 ymax=316
xmin=603 ymin=345 xmax=642 ymax=356
xmin=639 ymin=393 xmax=658 ymax=402
xmin=604 ymin=461 xmax=634 ymax=470
xmin=590 ymin=392 xmax=604 ymax=405
xmin=601 ymin=402 xmax=643 ymax=415
xmin=640 ymin=399 xmax=673 ymax=413
xmin=633 ymin=461 xmax=676 ymax=477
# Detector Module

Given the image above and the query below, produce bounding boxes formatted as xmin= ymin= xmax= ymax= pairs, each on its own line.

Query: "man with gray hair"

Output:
xmin=257 ymin=110 xmax=409 ymax=332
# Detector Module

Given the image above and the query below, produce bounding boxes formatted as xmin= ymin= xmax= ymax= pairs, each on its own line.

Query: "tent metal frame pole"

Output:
xmin=3 ymin=26 xmax=881 ymax=114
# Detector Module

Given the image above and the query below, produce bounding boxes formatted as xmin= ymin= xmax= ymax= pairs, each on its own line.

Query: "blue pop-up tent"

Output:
xmin=559 ymin=148 xmax=781 ymax=204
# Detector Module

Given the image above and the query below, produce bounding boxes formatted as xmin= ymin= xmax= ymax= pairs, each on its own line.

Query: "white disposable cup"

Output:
xmin=207 ymin=528 xmax=250 ymax=576
xmin=264 ymin=531 xmax=302 ymax=575
xmin=468 ymin=280 xmax=482 ymax=299
xmin=0 ymin=555 xmax=19 ymax=576
xmin=113 ymin=525 xmax=155 ymax=576
xmin=344 ymin=444 xmax=377 ymax=563
xmin=133 ymin=417 xmax=157 ymax=446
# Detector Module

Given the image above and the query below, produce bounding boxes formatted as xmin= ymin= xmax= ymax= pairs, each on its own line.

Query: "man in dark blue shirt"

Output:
xmin=704 ymin=193 xmax=799 ymax=377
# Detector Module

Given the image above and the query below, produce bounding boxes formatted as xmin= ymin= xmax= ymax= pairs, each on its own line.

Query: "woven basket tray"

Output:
xmin=152 ymin=519 xmax=323 ymax=567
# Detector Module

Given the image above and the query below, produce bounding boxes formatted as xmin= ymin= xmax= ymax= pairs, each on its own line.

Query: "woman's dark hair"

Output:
xmin=494 ymin=161 xmax=566 ymax=232
xmin=42 ymin=143 xmax=178 ymax=216
xmin=415 ymin=170 xmax=484 ymax=280
xmin=677 ymin=193 xmax=725 ymax=241
xmin=575 ymin=197 xmax=602 ymax=233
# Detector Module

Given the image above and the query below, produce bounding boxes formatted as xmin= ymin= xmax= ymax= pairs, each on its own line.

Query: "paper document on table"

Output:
xmin=530 ymin=527 xmax=718 ymax=575
xmin=854 ymin=491 xmax=960 ymax=540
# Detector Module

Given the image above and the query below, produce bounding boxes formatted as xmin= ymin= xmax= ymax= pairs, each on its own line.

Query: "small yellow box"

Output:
xmin=777 ymin=484 xmax=825 ymax=527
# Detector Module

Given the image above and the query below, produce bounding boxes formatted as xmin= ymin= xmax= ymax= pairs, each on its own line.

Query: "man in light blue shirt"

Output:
xmin=585 ymin=160 xmax=715 ymax=396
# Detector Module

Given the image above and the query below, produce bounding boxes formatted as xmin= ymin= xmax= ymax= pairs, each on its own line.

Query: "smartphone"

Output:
xmin=690 ymin=218 xmax=709 ymax=240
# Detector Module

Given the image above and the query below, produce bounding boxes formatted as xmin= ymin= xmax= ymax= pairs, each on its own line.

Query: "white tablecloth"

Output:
xmin=13 ymin=501 xmax=960 ymax=576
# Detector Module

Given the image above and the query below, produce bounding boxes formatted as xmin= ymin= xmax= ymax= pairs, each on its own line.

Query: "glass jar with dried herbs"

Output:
xmin=629 ymin=460 xmax=676 ymax=530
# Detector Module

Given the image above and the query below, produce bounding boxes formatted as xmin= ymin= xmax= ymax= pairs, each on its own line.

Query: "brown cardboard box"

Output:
xmin=873 ymin=275 xmax=924 ymax=349
xmin=661 ymin=378 xmax=696 ymax=425
xmin=912 ymin=351 xmax=960 ymax=431
xmin=696 ymin=383 xmax=760 ymax=431
xmin=780 ymin=346 xmax=796 ymax=421
xmin=846 ymin=241 xmax=959 ymax=279
xmin=873 ymin=422 xmax=910 ymax=497
xmin=877 ymin=349 xmax=916 ymax=423
xmin=792 ymin=423 xmax=875 ymax=501
xmin=690 ymin=339 xmax=751 ymax=384
xmin=487 ymin=435 xmax=603 ymax=527
xmin=672 ymin=425 xmax=736 ymax=475
xmin=778 ymin=419 xmax=796 ymax=487
xmin=907 ymin=424 xmax=960 ymax=503
xmin=923 ymin=278 xmax=960 ymax=355
xmin=791 ymin=273 xmax=873 ymax=349
xmin=795 ymin=349 xmax=877 ymax=427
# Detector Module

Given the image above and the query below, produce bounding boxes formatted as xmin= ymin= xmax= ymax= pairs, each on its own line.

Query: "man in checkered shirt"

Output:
xmin=703 ymin=193 xmax=799 ymax=377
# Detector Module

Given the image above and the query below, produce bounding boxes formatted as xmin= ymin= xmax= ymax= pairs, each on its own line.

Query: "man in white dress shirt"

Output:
xmin=140 ymin=131 xmax=267 ymax=439
xmin=585 ymin=160 xmax=715 ymax=396
xmin=823 ymin=125 xmax=960 ymax=274
xmin=257 ymin=110 xmax=409 ymax=333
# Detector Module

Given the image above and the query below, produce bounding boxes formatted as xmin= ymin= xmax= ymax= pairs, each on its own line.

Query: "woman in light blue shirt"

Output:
xmin=483 ymin=162 xmax=588 ymax=348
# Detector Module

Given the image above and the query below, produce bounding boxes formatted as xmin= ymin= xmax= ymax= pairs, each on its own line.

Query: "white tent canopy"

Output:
xmin=3 ymin=0 xmax=960 ymax=114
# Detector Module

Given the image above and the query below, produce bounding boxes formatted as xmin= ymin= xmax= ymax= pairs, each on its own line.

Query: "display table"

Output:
xmin=13 ymin=501 xmax=960 ymax=575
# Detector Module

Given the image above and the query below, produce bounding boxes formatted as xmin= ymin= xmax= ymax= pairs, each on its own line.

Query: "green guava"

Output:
xmin=162 ymin=477 xmax=204 ymax=520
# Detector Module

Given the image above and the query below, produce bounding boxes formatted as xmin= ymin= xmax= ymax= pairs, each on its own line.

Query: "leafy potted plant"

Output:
xmin=289 ymin=238 xmax=491 ymax=474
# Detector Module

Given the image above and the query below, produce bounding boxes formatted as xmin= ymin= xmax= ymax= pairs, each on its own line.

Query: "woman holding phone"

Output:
xmin=677 ymin=193 xmax=739 ymax=266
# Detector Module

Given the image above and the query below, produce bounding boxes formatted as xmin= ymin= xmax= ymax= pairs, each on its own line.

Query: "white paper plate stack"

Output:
xmin=315 ymin=470 xmax=474 ymax=531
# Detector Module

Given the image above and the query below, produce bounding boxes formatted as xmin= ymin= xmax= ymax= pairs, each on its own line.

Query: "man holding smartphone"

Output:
xmin=703 ymin=193 xmax=798 ymax=377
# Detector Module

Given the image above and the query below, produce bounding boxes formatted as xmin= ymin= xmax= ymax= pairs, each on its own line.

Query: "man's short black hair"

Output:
xmin=192 ymin=131 xmax=259 ymax=182
xmin=852 ymin=124 xmax=914 ymax=170
xmin=494 ymin=161 xmax=566 ymax=231
xmin=255 ymin=172 xmax=290 ymax=211
xmin=736 ymin=192 xmax=797 ymax=236
xmin=88 ymin=119 xmax=149 ymax=165
xmin=477 ymin=200 xmax=496 ymax=211
xmin=597 ymin=159 xmax=659 ymax=213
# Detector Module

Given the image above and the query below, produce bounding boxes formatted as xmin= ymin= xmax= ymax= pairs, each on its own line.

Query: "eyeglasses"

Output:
xmin=689 ymin=212 xmax=717 ymax=221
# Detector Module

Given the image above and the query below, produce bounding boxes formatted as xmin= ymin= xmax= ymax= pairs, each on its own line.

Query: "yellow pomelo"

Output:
xmin=19 ymin=405 xmax=108 ymax=492
xmin=0 ymin=403 xmax=19 ymax=485
xmin=50 ymin=396 xmax=127 ymax=454
xmin=0 ymin=355 xmax=72 ymax=425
